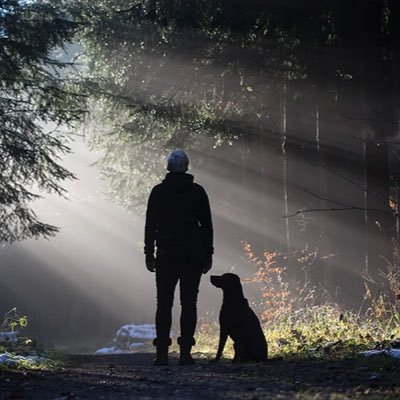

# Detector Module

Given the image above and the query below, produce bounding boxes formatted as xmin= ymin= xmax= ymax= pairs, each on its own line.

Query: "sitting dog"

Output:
xmin=210 ymin=273 xmax=268 ymax=362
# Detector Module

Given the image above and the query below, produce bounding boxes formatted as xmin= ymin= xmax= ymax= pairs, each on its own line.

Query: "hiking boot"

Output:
xmin=178 ymin=337 xmax=196 ymax=366
xmin=153 ymin=338 xmax=172 ymax=366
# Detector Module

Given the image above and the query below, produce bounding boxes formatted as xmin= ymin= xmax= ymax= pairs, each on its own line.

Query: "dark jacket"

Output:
xmin=144 ymin=172 xmax=213 ymax=259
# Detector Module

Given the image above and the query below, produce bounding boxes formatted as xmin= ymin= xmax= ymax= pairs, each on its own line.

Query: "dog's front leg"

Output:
xmin=213 ymin=328 xmax=228 ymax=363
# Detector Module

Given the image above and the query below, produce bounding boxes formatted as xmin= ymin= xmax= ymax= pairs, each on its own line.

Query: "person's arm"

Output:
xmin=198 ymin=186 xmax=214 ymax=272
xmin=144 ymin=188 xmax=159 ymax=271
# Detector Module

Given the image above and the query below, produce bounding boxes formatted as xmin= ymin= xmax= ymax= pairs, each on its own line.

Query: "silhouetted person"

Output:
xmin=145 ymin=149 xmax=214 ymax=365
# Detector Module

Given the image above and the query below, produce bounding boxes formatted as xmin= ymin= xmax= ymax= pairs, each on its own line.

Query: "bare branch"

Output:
xmin=307 ymin=160 xmax=393 ymax=206
xmin=283 ymin=206 xmax=396 ymax=219
xmin=340 ymin=113 xmax=399 ymax=126
xmin=353 ymin=135 xmax=400 ymax=146
xmin=303 ymin=189 xmax=359 ymax=209
xmin=284 ymin=188 xmax=397 ymax=218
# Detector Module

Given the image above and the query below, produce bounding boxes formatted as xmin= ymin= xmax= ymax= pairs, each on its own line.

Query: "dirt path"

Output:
xmin=1 ymin=353 xmax=399 ymax=399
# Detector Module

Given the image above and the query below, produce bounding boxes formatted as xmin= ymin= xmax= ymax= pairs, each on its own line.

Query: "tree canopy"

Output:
xmin=69 ymin=0 xmax=330 ymax=209
xmin=0 ymin=0 xmax=87 ymax=242
xmin=70 ymin=0 xmax=400 ymax=306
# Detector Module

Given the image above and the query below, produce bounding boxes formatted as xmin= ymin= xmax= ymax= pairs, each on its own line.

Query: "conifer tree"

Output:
xmin=0 ymin=0 xmax=86 ymax=242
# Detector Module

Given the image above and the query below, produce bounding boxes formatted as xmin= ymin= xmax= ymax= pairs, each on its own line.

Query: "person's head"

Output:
xmin=167 ymin=149 xmax=189 ymax=173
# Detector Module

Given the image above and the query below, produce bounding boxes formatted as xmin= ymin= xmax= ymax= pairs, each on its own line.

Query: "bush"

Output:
xmin=0 ymin=308 xmax=33 ymax=355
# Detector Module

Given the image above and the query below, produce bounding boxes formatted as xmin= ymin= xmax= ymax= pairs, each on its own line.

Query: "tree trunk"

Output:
xmin=361 ymin=0 xmax=395 ymax=295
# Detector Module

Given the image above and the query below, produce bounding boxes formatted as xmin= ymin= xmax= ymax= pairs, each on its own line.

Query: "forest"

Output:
xmin=74 ymin=0 xmax=400 ymax=309
xmin=1 ymin=1 xmax=400 ymax=398
xmin=0 ymin=0 xmax=400 ymax=400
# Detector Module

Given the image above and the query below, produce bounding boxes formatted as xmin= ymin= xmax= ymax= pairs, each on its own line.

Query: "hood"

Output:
xmin=162 ymin=172 xmax=194 ymax=193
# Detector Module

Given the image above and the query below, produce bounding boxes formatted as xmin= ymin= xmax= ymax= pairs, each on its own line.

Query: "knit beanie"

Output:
xmin=167 ymin=149 xmax=189 ymax=173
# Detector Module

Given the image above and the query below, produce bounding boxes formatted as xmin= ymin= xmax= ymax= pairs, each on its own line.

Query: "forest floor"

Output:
xmin=0 ymin=353 xmax=400 ymax=400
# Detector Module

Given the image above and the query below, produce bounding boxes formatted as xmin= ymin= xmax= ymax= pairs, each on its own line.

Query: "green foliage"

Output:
xmin=0 ymin=308 xmax=61 ymax=370
xmin=60 ymin=1 xmax=397 ymax=222
xmin=1 ymin=307 xmax=28 ymax=333
xmin=69 ymin=0 xmax=334 ymax=209
xmin=0 ymin=355 xmax=60 ymax=371
xmin=265 ymin=304 xmax=399 ymax=359
xmin=0 ymin=308 xmax=34 ymax=357
xmin=0 ymin=0 xmax=87 ymax=242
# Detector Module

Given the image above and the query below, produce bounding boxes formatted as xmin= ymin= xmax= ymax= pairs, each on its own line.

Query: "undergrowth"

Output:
xmin=194 ymin=243 xmax=400 ymax=360
xmin=0 ymin=308 xmax=61 ymax=370
xmin=195 ymin=306 xmax=400 ymax=360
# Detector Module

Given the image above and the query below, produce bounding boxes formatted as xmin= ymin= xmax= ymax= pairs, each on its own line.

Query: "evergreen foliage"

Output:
xmin=0 ymin=0 xmax=87 ymax=242
xmin=70 ymin=0 xmax=324 ymax=209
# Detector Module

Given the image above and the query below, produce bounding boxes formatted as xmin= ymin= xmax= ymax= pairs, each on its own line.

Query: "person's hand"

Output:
xmin=202 ymin=254 xmax=213 ymax=274
xmin=146 ymin=254 xmax=156 ymax=272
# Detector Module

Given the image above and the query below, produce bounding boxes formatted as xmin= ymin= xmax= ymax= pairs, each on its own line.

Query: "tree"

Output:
xmin=0 ymin=0 xmax=87 ymax=242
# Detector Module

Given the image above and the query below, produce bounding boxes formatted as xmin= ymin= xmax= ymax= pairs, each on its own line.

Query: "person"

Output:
xmin=144 ymin=149 xmax=214 ymax=366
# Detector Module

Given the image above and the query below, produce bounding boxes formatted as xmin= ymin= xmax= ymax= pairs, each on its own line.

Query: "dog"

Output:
xmin=210 ymin=273 xmax=268 ymax=362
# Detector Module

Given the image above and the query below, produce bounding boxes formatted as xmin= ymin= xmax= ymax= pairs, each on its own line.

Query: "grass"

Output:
xmin=192 ymin=306 xmax=400 ymax=400
xmin=193 ymin=303 xmax=400 ymax=360
xmin=0 ymin=356 xmax=61 ymax=372
xmin=191 ymin=243 xmax=400 ymax=362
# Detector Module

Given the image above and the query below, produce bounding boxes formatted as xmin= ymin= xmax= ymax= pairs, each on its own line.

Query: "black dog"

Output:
xmin=210 ymin=273 xmax=268 ymax=362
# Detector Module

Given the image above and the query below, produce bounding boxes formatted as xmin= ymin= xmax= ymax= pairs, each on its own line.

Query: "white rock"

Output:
xmin=0 ymin=353 xmax=10 ymax=364
xmin=0 ymin=332 xmax=18 ymax=343
xmin=360 ymin=349 xmax=400 ymax=358
xmin=95 ymin=323 xmax=157 ymax=354
xmin=95 ymin=347 xmax=125 ymax=355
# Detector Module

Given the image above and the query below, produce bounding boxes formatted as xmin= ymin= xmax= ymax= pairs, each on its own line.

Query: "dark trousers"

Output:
xmin=155 ymin=252 xmax=203 ymax=341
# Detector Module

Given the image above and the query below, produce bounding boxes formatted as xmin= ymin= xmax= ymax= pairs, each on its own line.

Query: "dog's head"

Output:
xmin=210 ymin=273 xmax=242 ymax=290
